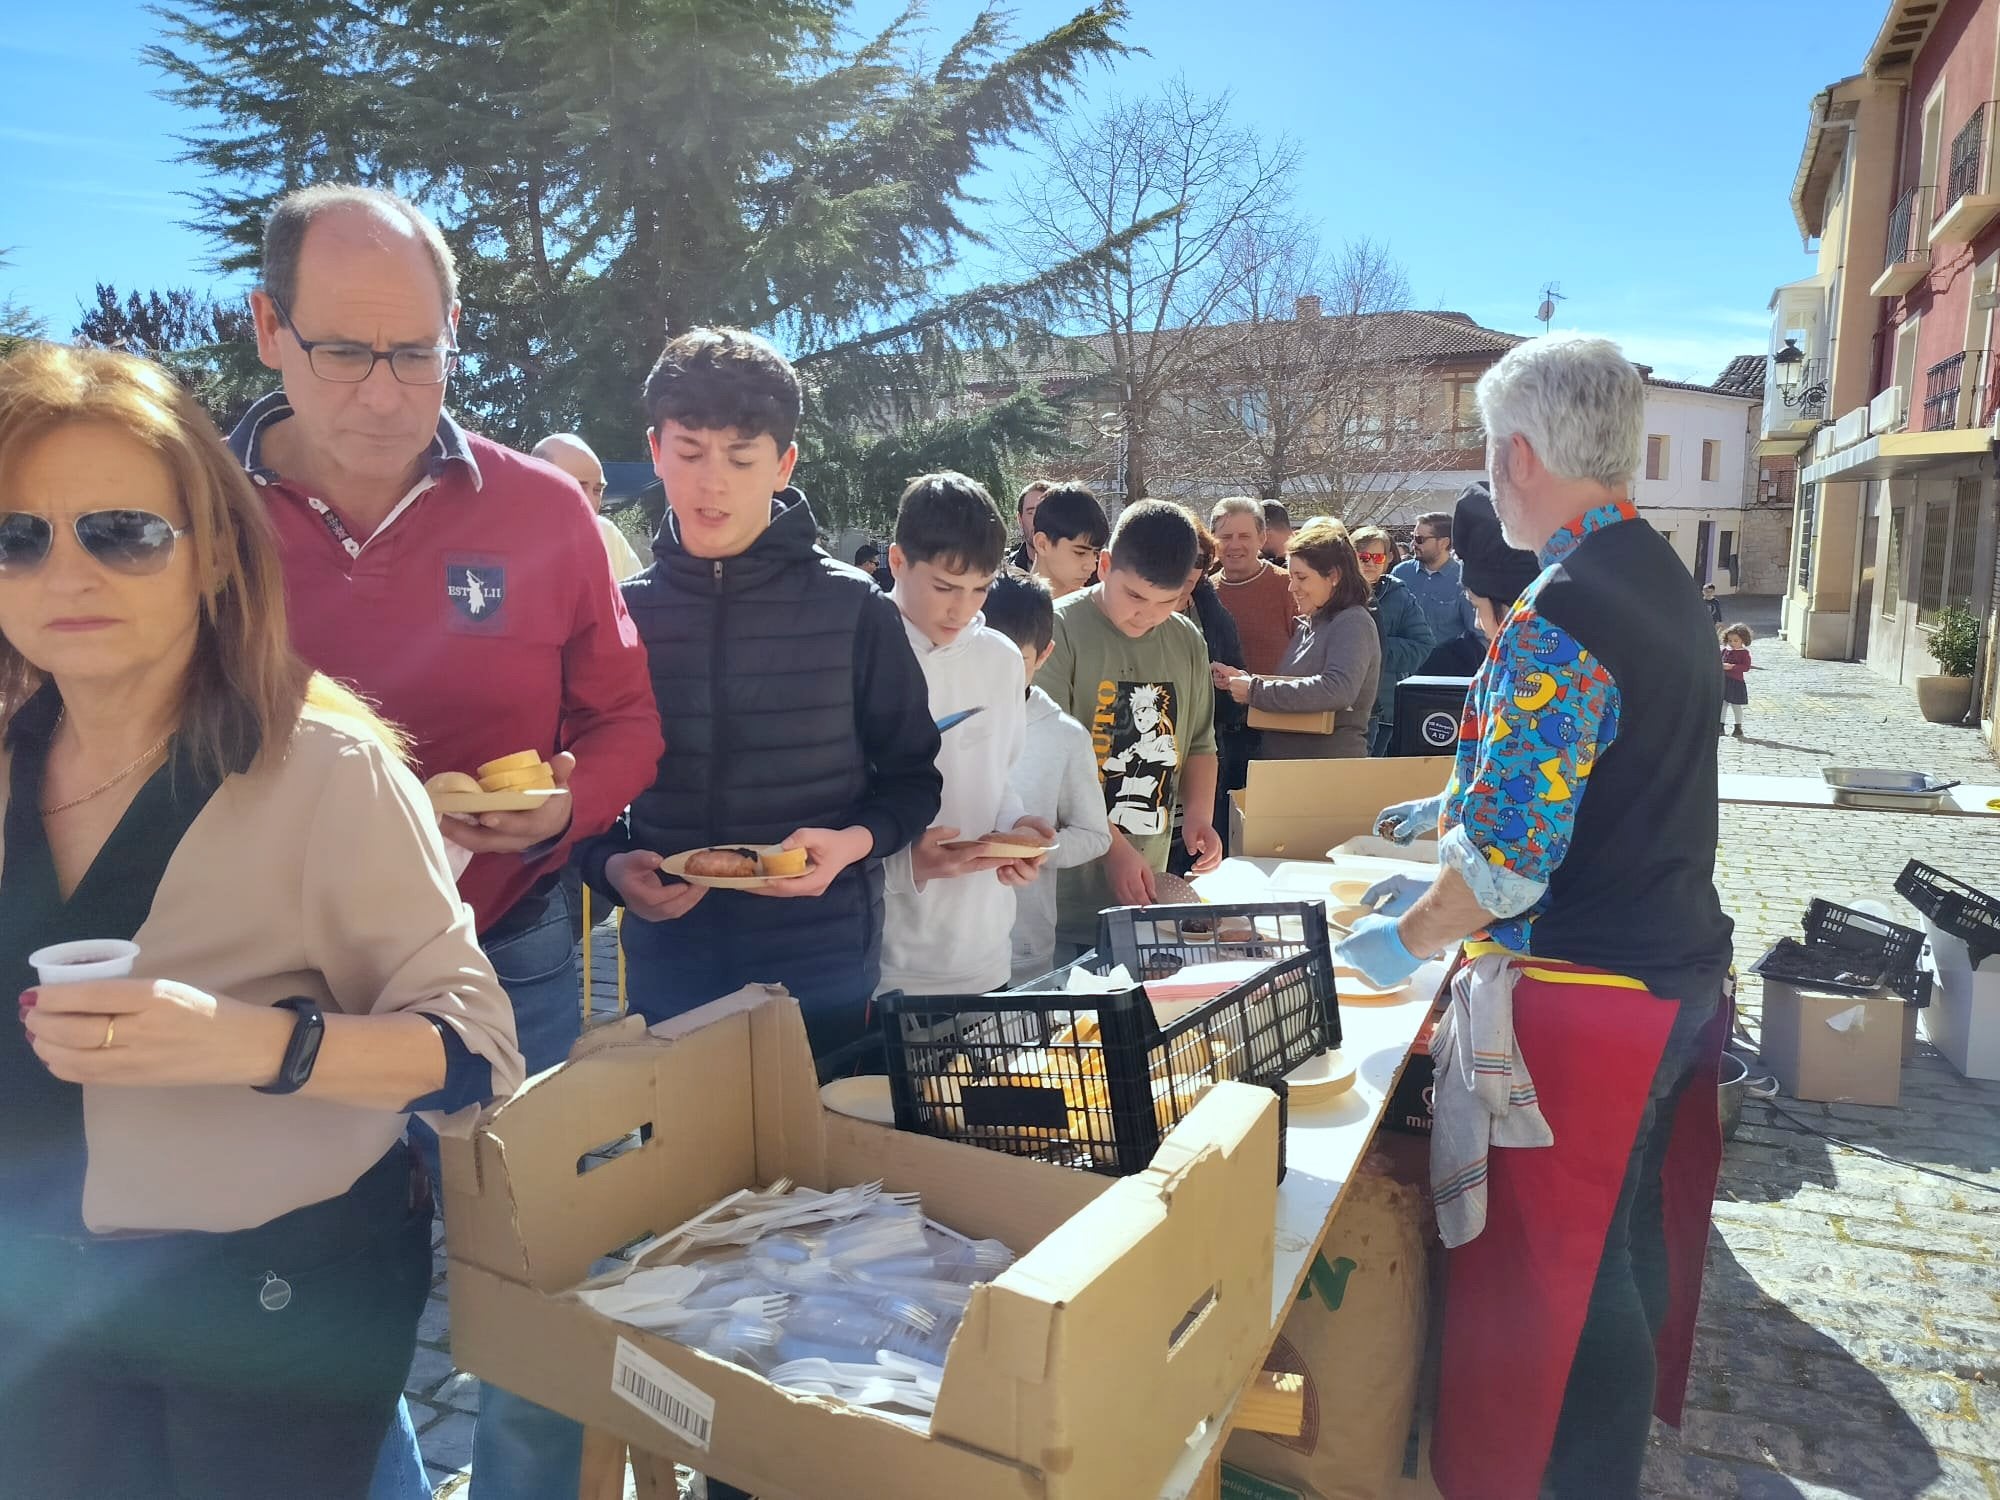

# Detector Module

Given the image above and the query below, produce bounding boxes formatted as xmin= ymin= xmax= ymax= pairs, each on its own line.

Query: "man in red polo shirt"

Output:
xmin=227 ymin=183 xmax=661 ymax=1500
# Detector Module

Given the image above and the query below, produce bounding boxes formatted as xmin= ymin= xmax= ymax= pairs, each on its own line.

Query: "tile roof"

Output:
xmin=967 ymin=310 xmax=1527 ymax=389
xmin=1714 ymin=354 xmax=1768 ymax=397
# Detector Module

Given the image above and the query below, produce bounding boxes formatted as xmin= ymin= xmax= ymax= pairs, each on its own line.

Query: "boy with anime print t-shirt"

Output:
xmin=1035 ymin=500 xmax=1221 ymax=955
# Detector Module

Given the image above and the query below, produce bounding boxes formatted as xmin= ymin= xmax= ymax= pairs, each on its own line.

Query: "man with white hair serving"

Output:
xmin=533 ymin=432 xmax=645 ymax=580
xmin=1339 ymin=335 xmax=1731 ymax=1500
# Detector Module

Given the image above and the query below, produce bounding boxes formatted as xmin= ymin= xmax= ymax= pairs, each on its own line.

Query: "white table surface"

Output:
xmin=1157 ymin=855 xmax=1442 ymax=1499
xmin=1718 ymin=772 xmax=2000 ymax=816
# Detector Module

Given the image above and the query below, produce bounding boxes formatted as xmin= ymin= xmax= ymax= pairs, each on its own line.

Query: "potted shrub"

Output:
xmin=1917 ymin=603 xmax=1979 ymax=724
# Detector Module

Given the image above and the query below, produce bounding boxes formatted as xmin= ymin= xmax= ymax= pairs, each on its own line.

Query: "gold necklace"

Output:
xmin=42 ymin=716 xmax=174 ymax=817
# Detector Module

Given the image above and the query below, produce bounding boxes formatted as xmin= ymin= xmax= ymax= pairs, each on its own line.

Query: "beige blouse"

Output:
xmin=0 ymin=705 xmax=523 ymax=1233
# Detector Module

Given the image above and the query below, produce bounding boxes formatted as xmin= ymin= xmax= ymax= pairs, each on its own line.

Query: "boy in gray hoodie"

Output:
xmin=982 ymin=571 xmax=1115 ymax=980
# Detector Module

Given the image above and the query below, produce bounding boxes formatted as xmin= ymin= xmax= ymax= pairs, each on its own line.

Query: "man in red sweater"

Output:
xmin=1209 ymin=495 xmax=1296 ymax=675
xmin=229 ymin=183 xmax=662 ymax=1500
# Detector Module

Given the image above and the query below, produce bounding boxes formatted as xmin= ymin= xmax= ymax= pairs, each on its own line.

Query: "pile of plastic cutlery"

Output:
xmin=572 ymin=1179 xmax=1013 ymax=1422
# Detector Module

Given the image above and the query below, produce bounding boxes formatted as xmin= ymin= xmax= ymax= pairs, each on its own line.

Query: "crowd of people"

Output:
xmin=0 ymin=180 xmax=1734 ymax=1500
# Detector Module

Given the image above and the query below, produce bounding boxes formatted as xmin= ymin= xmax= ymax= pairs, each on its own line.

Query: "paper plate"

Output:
xmin=940 ymin=838 xmax=1059 ymax=859
xmin=1335 ymin=970 xmax=1408 ymax=1004
xmin=820 ymin=1075 xmax=895 ymax=1125
xmin=1284 ymin=1049 xmax=1357 ymax=1099
xmin=659 ymin=845 xmax=811 ymax=889
xmin=430 ymin=787 xmax=567 ymax=816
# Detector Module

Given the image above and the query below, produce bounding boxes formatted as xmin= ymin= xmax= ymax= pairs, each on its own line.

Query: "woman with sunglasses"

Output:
xmin=0 ymin=344 xmax=522 ymax=1499
xmin=1351 ymin=523 xmax=1436 ymax=756
xmin=1211 ymin=516 xmax=1381 ymax=759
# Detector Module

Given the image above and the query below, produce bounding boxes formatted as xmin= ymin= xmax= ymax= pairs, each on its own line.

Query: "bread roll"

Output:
xmin=982 ymin=829 xmax=1047 ymax=851
xmin=758 ymin=846 xmax=810 ymax=878
xmin=479 ymin=764 xmax=556 ymax=793
xmin=477 ymin=750 xmax=544 ymax=778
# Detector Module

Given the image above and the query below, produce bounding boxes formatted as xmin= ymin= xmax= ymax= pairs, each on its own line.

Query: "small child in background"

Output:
xmin=1703 ymin=582 xmax=1723 ymax=631
xmin=982 ymin=571 xmax=1115 ymax=982
xmin=1720 ymin=623 xmax=1754 ymax=738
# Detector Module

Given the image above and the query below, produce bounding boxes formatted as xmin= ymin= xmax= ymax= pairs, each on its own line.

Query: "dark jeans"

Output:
xmin=1546 ymin=992 xmax=1717 ymax=1499
xmin=0 ymin=1145 xmax=431 ymax=1500
xmin=617 ymin=913 xmax=876 ymax=1061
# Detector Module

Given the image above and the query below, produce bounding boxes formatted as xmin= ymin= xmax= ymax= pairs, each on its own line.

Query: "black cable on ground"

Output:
xmin=1757 ymin=1097 xmax=2000 ymax=1197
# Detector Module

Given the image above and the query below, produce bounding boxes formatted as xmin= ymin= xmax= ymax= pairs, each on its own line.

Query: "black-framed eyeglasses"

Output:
xmin=0 ymin=510 xmax=191 ymax=577
xmin=269 ymin=295 xmax=458 ymax=386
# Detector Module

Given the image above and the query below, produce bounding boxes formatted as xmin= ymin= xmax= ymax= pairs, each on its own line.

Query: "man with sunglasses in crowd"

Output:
xmin=227 ymin=183 xmax=662 ymax=1500
xmin=1393 ymin=508 xmax=1477 ymax=650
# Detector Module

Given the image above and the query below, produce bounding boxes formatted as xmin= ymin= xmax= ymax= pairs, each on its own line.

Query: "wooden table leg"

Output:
xmin=578 ymin=1428 xmax=626 ymax=1500
xmin=629 ymin=1446 xmax=682 ymax=1499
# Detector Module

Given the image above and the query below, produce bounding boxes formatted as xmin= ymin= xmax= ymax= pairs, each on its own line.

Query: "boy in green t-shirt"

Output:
xmin=1034 ymin=500 xmax=1222 ymax=952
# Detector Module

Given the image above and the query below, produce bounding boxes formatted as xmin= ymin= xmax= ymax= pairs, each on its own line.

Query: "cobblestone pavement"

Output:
xmin=1643 ymin=598 xmax=2000 ymax=1500
xmin=409 ymin=600 xmax=2000 ymax=1498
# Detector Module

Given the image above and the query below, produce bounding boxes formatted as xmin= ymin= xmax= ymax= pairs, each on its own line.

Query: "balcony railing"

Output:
xmin=1924 ymin=352 xmax=1966 ymax=430
xmin=1921 ymin=349 xmax=2000 ymax=430
xmin=1886 ymin=186 xmax=1922 ymax=267
xmin=1944 ymin=104 xmax=1989 ymax=217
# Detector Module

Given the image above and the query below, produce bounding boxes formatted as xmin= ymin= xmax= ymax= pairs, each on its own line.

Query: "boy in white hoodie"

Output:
xmin=879 ymin=474 xmax=1054 ymax=996
xmin=982 ymin=571 xmax=1115 ymax=980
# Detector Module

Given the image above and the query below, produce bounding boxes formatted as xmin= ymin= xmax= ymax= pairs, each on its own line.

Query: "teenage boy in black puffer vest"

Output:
xmin=580 ymin=328 xmax=942 ymax=1064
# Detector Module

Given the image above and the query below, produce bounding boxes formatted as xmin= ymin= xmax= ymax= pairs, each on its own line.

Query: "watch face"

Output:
xmin=291 ymin=1021 xmax=325 ymax=1085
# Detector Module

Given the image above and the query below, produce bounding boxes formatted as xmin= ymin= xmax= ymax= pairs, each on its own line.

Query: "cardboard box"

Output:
xmin=1759 ymin=979 xmax=1906 ymax=1107
xmin=1230 ymin=757 xmax=1454 ymax=859
xmin=442 ymin=987 xmax=1280 ymax=1500
xmin=1917 ymin=923 xmax=2000 ymax=1080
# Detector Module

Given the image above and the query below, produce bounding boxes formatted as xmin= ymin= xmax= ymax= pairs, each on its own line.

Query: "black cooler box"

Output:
xmin=1391 ymin=675 xmax=1473 ymax=757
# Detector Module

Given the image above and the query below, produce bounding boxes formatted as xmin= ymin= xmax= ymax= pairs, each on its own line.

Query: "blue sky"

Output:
xmin=4 ymin=0 xmax=1888 ymax=381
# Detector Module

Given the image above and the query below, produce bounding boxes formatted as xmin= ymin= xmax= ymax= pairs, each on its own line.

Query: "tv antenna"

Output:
xmin=1535 ymin=282 xmax=1566 ymax=331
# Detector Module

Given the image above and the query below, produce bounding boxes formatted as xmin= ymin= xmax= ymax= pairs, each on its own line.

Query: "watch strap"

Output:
xmin=253 ymin=996 xmax=325 ymax=1095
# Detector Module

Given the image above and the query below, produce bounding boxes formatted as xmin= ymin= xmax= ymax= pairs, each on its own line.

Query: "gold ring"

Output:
xmin=99 ymin=1016 xmax=115 ymax=1050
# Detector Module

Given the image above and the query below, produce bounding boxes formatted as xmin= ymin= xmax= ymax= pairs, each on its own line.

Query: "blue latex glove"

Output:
xmin=1336 ymin=913 xmax=1421 ymax=989
xmin=1373 ymin=794 xmax=1442 ymax=846
xmin=1362 ymin=872 xmax=1430 ymax=917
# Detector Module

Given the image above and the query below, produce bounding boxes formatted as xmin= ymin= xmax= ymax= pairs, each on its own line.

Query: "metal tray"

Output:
xmin=1822 ymin=767 xmax=1957 ymax=811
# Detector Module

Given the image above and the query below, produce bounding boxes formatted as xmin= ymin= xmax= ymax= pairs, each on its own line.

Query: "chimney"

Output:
xmin=1294 ymin=294 xmax=1322 ymax=321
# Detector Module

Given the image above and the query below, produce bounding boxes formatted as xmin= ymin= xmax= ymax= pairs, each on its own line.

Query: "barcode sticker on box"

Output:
xmin=610 ymin=1336 xmax=714 ymax=1451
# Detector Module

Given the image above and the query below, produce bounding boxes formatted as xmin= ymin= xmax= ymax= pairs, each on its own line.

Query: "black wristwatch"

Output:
xmin=254 ymin=997 xmax=326 ymax=1095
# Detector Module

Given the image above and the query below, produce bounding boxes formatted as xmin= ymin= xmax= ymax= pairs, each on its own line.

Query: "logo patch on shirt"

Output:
xmin=444 ymin=559 xmax=507 ymax=627
xmin=1091 ymin=680 xmax=1179 ymax=840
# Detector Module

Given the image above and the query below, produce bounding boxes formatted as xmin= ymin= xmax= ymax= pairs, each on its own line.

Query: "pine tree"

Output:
xmin=146 ymin=0 xmax=1161 ymax=530
xmin=71 ymin=283 xmax=267 ymax=425
xmin=1 ymin=253 xmax=47 ymax=358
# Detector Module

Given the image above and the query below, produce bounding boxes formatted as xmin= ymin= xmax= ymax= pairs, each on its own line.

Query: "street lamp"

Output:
xmin=1772 ymin=338 xmax=1803 ymax=396
xmin=1770 ymin=337 xmax=1827 ymax=413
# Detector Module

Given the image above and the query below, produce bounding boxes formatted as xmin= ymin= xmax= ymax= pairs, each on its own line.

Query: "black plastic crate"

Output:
xmin=1897 ymin=859 xmax=2000 ymax=966
xmin=1094 ymin=900 xmax=1341 ymax=1054
xmin=878 ymin=901 xmax=1336 ymax=1177
xmin=1802 ymin=899 xmax=1931 ymax=1007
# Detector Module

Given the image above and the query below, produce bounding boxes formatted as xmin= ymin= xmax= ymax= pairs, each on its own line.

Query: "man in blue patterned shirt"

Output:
xmin=1340 ymin=335 xmax=1732 ymax=1500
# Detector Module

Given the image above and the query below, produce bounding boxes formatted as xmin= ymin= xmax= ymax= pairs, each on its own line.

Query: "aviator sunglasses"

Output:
xmin=0 ymin=509 xmax=191 ymax=578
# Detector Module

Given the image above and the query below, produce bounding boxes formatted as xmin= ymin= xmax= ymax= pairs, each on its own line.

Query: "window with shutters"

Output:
xmin=1883 ymin=506 xmax=1904 ymax=618
xmin=1701 ymin=440 xmax=1720 ymax=481
xmin=1646 ymin=435 xmax=1669 ymax=481
xmin=1918 ymin=499 xmax=1952 ymax=624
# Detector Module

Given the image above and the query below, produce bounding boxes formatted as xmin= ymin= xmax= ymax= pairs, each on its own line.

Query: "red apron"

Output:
xmin=1430 ymin=962 xmax=1725 ymax=1500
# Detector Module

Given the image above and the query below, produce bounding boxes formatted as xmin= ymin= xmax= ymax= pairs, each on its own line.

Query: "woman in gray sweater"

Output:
xmin=1212 ymin=517 xmax=1381 ymax=758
